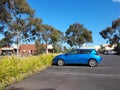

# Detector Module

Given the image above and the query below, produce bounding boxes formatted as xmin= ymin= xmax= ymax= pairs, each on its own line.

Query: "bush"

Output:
xmin=0 ymin=54 xmax=56 ymax=89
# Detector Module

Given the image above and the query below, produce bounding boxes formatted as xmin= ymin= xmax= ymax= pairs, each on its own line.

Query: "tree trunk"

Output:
xmin=16 ymin=30 xmax=20 ymax=56
xmin=17 ymin=43 xmax=19 ymax=56
xmin=46 ymin=42 xmax=48 ymax=54
xmin=46 ymin=44 xmax=48 ymax=54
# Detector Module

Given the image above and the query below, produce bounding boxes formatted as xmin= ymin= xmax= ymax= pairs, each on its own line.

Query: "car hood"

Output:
xmin=53 ymin=54 xmax=65 ymax=59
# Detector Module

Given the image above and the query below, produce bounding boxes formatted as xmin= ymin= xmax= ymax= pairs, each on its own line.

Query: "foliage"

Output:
xmin=98 ymin=45 xmax=106 ymax=54
xmin=0 ymin=38 xmax=10 ymax=48
xmin=29 ymin=18 xmax=43 ymax=55
xmin=40 ymin=24 xmax=63 ymax=53
xmin=62 ymin=46 xmax=69 ymax=53
xmin=0 ymin=0 xmax=34 ymax=55
xmin=100 ymin=18 xmax=120 ymax=45
xmin=42 ymin=24 xmax=54 ymax=53
xmin=65 ymin=23 xmax=93 ymax=48
xmin=35 ymin=39 xmax=45 ymax=55
xmin=0 ymin=0 xmax=12 ymax=26
xmin=0 ymin=0 xmax=34 ymax=35
xmin=0 ymin=0 xmax=13 ymax=48
xmin=53 ymin=44 xmax=63 ymax=53
xmin=0 ymin=0 xmax=65 ymax=54
xmin=51 ymin=30 xmax=64 ymax=53
xmin=0 ymin=54 xmax=56 ymax=89
xmin=29 ymin=18 xmax=43 ymax=41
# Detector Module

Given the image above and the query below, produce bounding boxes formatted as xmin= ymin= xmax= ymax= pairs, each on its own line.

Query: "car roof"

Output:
xmin=76 ymin=49 xmax=95 ymax=50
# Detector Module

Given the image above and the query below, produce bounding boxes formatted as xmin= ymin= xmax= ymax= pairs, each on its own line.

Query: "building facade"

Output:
xmin=0 ymin=44 xmax=53 ymax=56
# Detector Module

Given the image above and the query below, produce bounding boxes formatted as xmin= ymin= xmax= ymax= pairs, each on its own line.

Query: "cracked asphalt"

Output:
xmin=5 ymin=55 xmax=120 ymax=90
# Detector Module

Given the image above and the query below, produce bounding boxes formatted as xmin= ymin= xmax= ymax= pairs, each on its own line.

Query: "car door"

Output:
xmin=77 ymin=49 xmax=90 ymax=64
xmin=65 ymin=49 xmax=80 ymax=64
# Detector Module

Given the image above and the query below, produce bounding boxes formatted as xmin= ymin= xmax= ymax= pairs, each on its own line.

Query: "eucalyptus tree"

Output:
xmin=0 ymin=0 xmax=14 ymax=46
xmin=29 ymin=18 xmax=43 ymax=54
xmin=35 ymin=39 xmax=45 ymax=55
xmin=0 ymin=0 xmax=12 ymax=30
xmin=66 ymin=23 xmax=93 ymax=48
xmin=29 ymin=18 xmax=43 ymax=40
xmin=42 ymin=24 xmax=64 ymax=53
xmin=0 ymin=38 xmax=11 ymax=48
xmin=42 ymin=24 xmax=54 ymax=54
xmin=0 ymin=0 xmax=34 ymax=55
xmin=50 ymin=28 xmax=64 ymax=53
xmin=100 ymin=18 xmax=120 ymax=53
xmin=100 ymin=18 xmax=120 ymax=44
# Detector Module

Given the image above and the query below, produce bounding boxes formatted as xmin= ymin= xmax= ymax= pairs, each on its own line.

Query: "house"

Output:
xmin=81 ymin=44 xmax=117 ymax=51
xmin=0 ymin=44 xmax=53 ymax=56
xmin=19 ymin=44 xmax=53 ymax=56
xmin=19 ymin=44 xmax=36 ymax=56
xmin=101 ymin=44 xmax=117 ymax=51
xmin=81 ymin=45 xmax=100 ymax=51
xmin=0 ymin=45 xmax=15 ymax=55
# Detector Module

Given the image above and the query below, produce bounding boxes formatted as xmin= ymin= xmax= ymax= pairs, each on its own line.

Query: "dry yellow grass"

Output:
xmin=0 ymin=54 xmax=56 ymax=89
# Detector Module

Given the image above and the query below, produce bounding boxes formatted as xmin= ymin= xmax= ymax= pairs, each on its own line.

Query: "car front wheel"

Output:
xmin=89 ymin=59 xmax=97 ymax=67
xmin=57 ymin=59 xmax=64 ymax=66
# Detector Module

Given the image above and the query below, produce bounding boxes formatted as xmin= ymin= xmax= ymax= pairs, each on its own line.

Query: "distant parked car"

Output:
xmin=104 ymin=50 xmax=117 ymax=55
xmin=53 ymin=49 xmax=102 ymax=67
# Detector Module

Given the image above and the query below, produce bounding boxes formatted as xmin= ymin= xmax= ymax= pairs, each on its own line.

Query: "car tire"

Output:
xmin=88 ymin=59 xmax=97 ymax=67
xmin=57 ymin=59 xmax=64 ymax=66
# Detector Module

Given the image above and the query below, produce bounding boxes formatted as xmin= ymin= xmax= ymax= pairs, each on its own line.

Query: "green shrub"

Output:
xmin=0 ymin=54 xmax=56 ymax=88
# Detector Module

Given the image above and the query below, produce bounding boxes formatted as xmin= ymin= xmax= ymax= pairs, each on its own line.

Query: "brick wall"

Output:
xmin=19 ymin=44 xmax=36 ymax=55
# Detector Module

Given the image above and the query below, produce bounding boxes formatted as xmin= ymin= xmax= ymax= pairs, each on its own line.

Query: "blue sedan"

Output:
xmin=53 ymin=49 xmax=102 ymax=67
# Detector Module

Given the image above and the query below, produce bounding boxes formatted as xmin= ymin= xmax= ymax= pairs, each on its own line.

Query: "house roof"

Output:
xmin=19 ymin=44 xmax=53 ymax=50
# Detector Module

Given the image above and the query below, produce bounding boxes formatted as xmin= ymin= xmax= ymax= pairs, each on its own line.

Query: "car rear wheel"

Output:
xmin=89 ymin=59 xmax=97 ymax=67
xmin=57 ymin=59 xmax=64 ymax=66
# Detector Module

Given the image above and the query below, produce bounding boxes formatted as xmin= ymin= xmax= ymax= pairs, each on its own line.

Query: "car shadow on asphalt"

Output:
xmin=52 ymin=64 xmax=90 ymax=67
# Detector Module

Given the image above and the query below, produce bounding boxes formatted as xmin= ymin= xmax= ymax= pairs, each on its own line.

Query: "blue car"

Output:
xmin=53 ymin=49 xmax=102 ymax=67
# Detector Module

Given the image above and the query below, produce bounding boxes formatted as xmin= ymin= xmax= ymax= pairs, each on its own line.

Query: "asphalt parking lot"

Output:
xmin=5 ymin=55 xmax=120 ymax=90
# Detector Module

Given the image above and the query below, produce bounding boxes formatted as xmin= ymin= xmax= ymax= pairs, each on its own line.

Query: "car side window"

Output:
xmin=80 ymin=50 xmax=90 ymax=54
xmin=68 ymin=50 xmax=79 ymax=54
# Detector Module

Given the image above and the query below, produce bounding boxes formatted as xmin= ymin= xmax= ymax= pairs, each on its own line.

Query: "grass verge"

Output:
xmin=0 ymin=54 xmax=56 ymax=89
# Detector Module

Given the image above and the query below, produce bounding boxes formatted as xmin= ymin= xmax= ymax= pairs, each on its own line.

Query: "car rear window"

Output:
xmin=80 ymin=49 xmax=91 ymax=54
